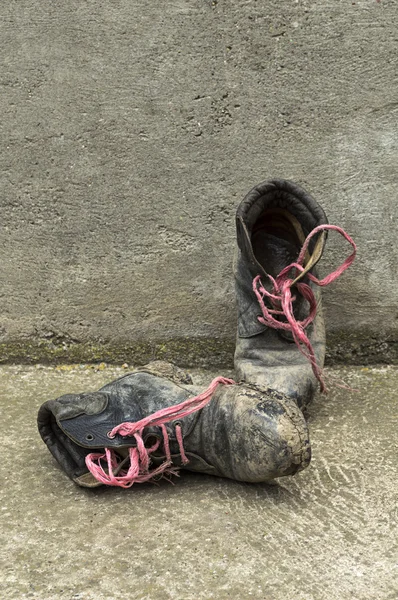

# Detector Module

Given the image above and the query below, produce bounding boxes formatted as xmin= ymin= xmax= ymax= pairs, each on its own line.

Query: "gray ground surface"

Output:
xmin=1 ymin=364 xmax=397 ymax=600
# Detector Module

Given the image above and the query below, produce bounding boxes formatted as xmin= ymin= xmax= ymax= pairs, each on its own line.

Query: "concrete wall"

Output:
xmin=1 ymin=0 xmax=397 ymax=365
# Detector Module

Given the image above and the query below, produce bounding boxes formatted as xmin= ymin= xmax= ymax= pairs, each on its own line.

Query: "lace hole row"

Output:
xmin=86 ymin=432 xmax=116 ymax=441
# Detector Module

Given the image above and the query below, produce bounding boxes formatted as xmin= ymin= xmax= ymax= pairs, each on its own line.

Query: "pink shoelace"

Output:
xmin=85 ymin=376 xmax=235 ymax=487
xmin=253 ymin=224 xmax=357 ymax=393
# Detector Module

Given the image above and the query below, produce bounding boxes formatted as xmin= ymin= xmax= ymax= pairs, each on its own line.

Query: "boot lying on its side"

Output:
xmin=234 ymin=178 xmax=356 ymax=407
xmin=37 ymin=361 xmax=311 ymax=488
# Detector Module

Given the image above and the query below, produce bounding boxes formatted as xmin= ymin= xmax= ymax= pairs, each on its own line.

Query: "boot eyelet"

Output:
xmin=85 ymin=433 xmax=94 ymax=441
xmin=174 ymin=421 xmax=182 ymax=429
xmin=144 ymin=434 xmax=160 ymax=447
xmin=107 ymin=431 xmax=115 ymax=439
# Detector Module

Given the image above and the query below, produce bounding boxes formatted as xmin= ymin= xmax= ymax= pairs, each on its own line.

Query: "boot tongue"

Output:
xmin=235 ymin=233 xmax=308 ymax=338
xmin=74 ymin=472 xmax=103 ymax=487
xmin=74 ymin=455 xmax=131 ymax=488
xmin=251 ymin=233 xmax=299 ymax=280
xmin=252 ymin=233 xmax=310 ymax=338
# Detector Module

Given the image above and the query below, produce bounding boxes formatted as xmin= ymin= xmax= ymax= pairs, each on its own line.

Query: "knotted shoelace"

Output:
xmin=253 ymin=224 xmax=356 ymax=393
xmin=85 ymin=376 xmax=235 ymax=487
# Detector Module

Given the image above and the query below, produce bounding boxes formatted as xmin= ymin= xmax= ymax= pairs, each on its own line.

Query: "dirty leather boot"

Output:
xmin=234 ymin=178 xmax=356 ymax=407
xmin=37 ymin=361 xmax=310 ymax=488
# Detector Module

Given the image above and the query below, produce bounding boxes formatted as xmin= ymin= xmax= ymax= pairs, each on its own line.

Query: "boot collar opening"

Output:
xmin=236 ymin=178 xmax=329 ymax=273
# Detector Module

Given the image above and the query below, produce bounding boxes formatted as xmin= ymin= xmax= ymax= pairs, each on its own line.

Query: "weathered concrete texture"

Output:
xmin=0 ymin=337 xmax=237 ymax=369
xmin=1 ymin=1 xmax=398 ymax=362
xmin=1 ymin=364 xmax=397 ymax=600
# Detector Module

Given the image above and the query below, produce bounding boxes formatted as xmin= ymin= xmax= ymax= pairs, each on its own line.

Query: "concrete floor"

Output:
xmin=1 ymin=364 xmax=397 ymax=600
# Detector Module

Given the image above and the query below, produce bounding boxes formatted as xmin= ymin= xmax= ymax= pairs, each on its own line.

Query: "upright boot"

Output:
xmin=37 ymin=361 xmax=310 ymax=488
xmin=234 ymin=178 xmax=356 ymax=407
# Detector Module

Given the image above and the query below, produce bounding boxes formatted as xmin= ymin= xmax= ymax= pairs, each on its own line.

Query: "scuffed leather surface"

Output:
xmin=190 ymin=384 xmax=311 ymax=482
xmin=235 ymin=301 xmax=325 ymax=407
xmin=234 ymin=178 xmax=328 ymax=407
xmin=37 ymin=361 xmax=311 ymax=486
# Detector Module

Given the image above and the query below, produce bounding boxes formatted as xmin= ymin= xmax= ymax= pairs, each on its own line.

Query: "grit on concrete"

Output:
xmin=1 ymin=365 xmax=397 ymax=600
